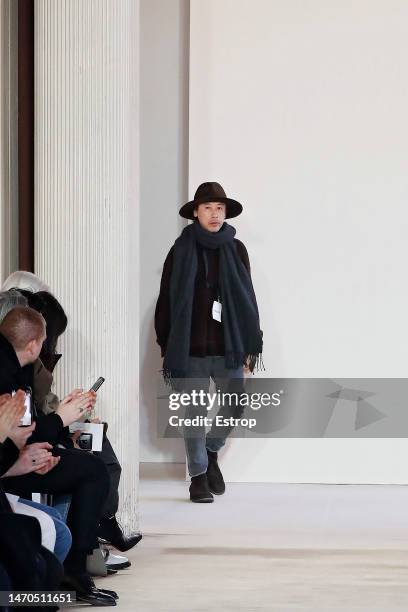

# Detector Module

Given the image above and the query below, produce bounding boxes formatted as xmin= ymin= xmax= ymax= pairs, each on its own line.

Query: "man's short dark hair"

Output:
xmin=0 ymin=306 xmax=46 ymax=351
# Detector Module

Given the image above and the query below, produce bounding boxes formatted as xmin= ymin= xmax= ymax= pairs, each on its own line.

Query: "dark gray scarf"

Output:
xmin=162 ymin=221 xmax=263 ymax=381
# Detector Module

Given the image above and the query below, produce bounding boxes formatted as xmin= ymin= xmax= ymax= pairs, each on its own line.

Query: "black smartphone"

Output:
xmin=89 ymin=377 xmax=105 ymax=393
xmin=78 ymin=433 xmax=93 ymax=451
xmin=13 ymin=388 xmax=33 ymax=427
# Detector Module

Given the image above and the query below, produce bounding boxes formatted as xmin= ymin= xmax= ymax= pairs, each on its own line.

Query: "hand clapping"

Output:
xmin=0 ymin=392 xmax=26 ymax=443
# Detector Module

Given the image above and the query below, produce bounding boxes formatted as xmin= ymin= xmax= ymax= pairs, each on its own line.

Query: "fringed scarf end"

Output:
xmin=247 ymin=352 xmax=265 ymax=374
xmin=160 ymin=367 xmax=187 ymax=389
xmin=160 ymin=368 xmax=173 ymax=387
xmin=224 ymin=351 xmax=265 ymax=373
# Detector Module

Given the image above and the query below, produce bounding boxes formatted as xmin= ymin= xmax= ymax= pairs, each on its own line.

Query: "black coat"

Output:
xmin=0 ymin=333 xmax=33 ymax=395
xmin=0 ymin=334 xmax=29 ymax=511
xmin=0 ymin=334 xmax=66 ymax=445
xmin=0 ymin=335 xmax=63 ymax=602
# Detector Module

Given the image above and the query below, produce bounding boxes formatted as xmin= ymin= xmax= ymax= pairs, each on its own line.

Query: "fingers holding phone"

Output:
xmin=57 ymin=391 xmax=95 ymax=427
xmin=71 ymin=429 xmax=82 ymax=449
xmin=57 ymin=377 xmax=104 ymax=427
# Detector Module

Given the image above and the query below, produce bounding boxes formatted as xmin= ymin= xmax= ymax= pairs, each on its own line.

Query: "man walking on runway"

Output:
xmin=155 ymin=182 xmax=263 ymax=503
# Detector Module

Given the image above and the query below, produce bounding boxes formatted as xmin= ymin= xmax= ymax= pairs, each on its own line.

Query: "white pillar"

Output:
xmin=0 ymin=0 xmax=19 ymax=283
xmin=35 ymin=0 xmax=139 ymax=531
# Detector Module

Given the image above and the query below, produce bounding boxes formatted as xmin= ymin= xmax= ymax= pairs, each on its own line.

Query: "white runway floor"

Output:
xmin=85 ymin=463 xmax=408 ymax=611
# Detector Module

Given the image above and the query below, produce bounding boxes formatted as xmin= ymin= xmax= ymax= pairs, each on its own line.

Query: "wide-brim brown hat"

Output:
xmin=179 ymin=182 xmax=243 ymax=220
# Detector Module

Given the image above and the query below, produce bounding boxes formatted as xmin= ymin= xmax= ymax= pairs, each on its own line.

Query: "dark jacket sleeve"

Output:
xmin=28 ymin=412 xmax=65 ymax=446
xmin=0 ymin=440 xmax=20 ymax=477
xmin=235 ymin=239 xmax=251 ymax=277
xmin=154 ymin=246 xmax=174 ymax=357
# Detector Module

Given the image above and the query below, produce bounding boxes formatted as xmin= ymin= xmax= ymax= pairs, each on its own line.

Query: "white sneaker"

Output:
xmin=105 ymin=552 xmax=131 ymax=570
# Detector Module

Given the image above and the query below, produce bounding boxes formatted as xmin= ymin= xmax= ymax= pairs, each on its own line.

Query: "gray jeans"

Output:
xmin=182 ymin=356 xmax=244 ymax=477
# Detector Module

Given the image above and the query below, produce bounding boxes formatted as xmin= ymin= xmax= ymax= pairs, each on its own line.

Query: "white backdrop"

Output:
xmin=139 ymin=0 xmax=189 ymax=463
xmin=189 ymin=0 xmax=408 ymax=482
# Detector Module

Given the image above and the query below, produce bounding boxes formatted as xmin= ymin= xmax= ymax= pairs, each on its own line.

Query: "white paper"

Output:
xmin=212 ymin=300 xmax=222 ymax=322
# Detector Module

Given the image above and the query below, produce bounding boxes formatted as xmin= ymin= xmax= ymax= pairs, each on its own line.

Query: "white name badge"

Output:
xmin=212 ymin=300 xmax=222 ymax=322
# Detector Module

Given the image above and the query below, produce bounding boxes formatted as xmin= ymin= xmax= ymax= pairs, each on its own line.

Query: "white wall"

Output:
xmin=189 ymin=0 xmax=408 ymax=482
xmin=139 ymin=0 xmax=189 ymax=462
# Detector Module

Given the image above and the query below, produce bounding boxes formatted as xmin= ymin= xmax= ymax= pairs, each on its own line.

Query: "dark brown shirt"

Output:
xmin=154 ymin=239 xmax=251 ymax=357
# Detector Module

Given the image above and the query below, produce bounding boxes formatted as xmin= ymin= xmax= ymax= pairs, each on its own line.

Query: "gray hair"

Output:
xmin=0 ymin=289 xmax=29 ymax=324
xmin=1 ymin=271 xmax=50 ymax=293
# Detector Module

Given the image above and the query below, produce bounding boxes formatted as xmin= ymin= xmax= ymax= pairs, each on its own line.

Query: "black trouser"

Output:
xmin=2 ymin=447 xmax=110 ymax=573
xmin=94 ymin=435 xmax=122 ymax=518
xmin=0 ymin=562 xmax=12 ymax=590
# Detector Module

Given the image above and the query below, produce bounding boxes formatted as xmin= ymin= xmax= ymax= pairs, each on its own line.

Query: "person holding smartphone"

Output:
xmin=0 ymin=307 xmax=117 ymax=606
xmin=9 ymin=284 xmax=142 ymax=554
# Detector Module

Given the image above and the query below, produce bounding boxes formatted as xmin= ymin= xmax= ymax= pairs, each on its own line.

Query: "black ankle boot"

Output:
xmin=189 ymin=474 xmax=214 ymax=503
xmin=206 ymin=449 xmax=225 ymax=495
xmin=98 ymin=516 xmax=142 ymax=552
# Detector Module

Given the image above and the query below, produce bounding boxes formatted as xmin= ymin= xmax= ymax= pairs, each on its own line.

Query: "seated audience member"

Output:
xmin=0 ymin=307 xmax=117 ymax=606
xmin=6 ymin=276 xmax=142 ymax=554
xmin=0 ymin=394 xmax=72 ymax=564
xmin=0 ymin=392 xmax=63 ymax=610
xmin=0 ymin=291 xmax=96 ymax=447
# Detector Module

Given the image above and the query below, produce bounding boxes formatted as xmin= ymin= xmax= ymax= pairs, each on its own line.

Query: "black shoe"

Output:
xmin=189 ymin=474 xmax=214 ymax=503
xmin=98 ymin=516 xmax=143 ymax=552
xmin=62 ymin=572 xmax=116 ymax=606
xmin=206 ymin=449 xmax=226 ymax=495
xmin=99 ymin=588 xmax=119 ymax=601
